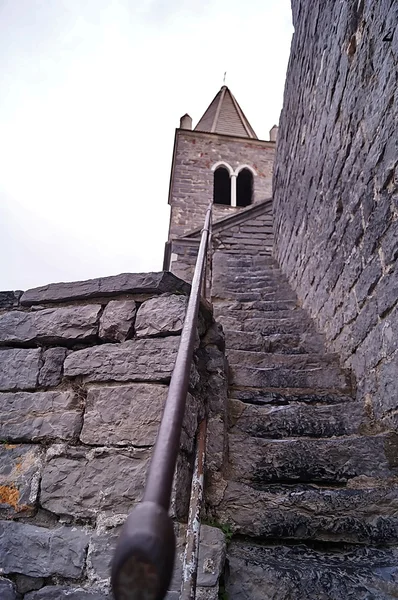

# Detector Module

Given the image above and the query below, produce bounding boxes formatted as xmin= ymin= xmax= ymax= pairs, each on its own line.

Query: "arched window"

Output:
xmin=237 ymin=168 xmax=253 ymax=207
xmin=213 ymin=167 xmax=231 ymax=205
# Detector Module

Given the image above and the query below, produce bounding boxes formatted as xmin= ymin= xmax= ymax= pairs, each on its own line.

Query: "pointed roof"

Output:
xmin=194 ymin=86 xmax=258 ymax=139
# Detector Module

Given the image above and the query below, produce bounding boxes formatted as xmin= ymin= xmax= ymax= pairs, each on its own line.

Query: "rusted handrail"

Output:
xmin=111 ymin=204 xmax=212 ymax=600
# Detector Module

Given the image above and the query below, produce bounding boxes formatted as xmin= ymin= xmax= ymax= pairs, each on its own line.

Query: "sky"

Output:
xmin=0 ymin=0 xmax=294 ymax=291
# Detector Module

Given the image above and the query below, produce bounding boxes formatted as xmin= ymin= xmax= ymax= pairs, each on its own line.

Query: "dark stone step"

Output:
xmin=228 ymin=432 xmax=398 ymax=486
xmin=224 ymin=330 xmax=325 ymax=354
xmin=222 ymin=291 xmax=298 ymax=302
xmin=227 ymin=349 xmax=340 ymax=370
xmin=229 ymin=364 xmax=351 ymax=391
xmin=207 ymin=475 xmax=398 ymax=544
xmin=216 ymin=308 xmax=307 ymax=322
xmin=213 ymin=299 xmax=298 ymax=312
xmin=228 ymin=398 xmax=364 ymax=438
xmin=218 ymin=315 xmax=315 ymax=335
xmin=230 ymin=387 xmax=354 ymax=406
xmin=226 ymin=541 xmax=398 ymax=599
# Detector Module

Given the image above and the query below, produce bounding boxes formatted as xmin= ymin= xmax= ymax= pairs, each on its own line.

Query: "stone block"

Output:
xmin=40 ymin=446 xmax=150 ymax=518
xmin=197 ymin=525 xmax=226 ymax=588
xmin=0 ymin=305 xmax=101 ymax=345
xmin=38 ymin=347 xmax=67 ymax=387
xmin=99 ymin=299 xmax=136 ymax=342
xmin=64 ymin=337 xmax=180 ymax=384
xmin=0 ymin=391 xmax=82 ymax=442
xmin=25 ymin=588 xmax=109 ymax=600
xmin=21 ymin=272 xmax=190 ymax=306
xmin=0 ymin=578 xmax=18 ymax=600
xmin=0 ymin=445 xmax=42 ymax=517
xmin=0 ymin=348 xmax=41 ymax=391
xmin=81 ymin=383 xmax=165 ymax=446
xmin=135 ymin=294 xmax=187 ymax=337
xmin=81 ymin=383 xmax=198 ymax=453
xmin=0 ymin=521 xmax=89 ymax=578
xmin=0 ymin=291 xmax=22 ymax=310
xmin=88 ymin=527 xmax=120 ymax=581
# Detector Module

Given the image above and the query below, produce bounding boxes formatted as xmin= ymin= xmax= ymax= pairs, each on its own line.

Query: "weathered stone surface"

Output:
xmin=21 ymin=272 xmax=190 ymax=306
xmin=38 ymin=347 xmax=67 ymax=386
xmin=0 ymin=348 xmax=41 ymax=391
xmin=197 ymin=525 xmax=226 ymax=588
xmin=0 ymin=291 xmax=22 ymax=310
xmin=135 ymin=294 xmax=187 ymax=337
xmin=0 ymin=521 xmax=89 ymax=577
xmin=230 ymin=364 xmax=351 ymax=391
xmin=14 ymin=575 xmax=43 ymax=595
xmin=226 ymin=542 xmax=398 ymax=599
xmin=80 ymin=384 xmax=200 ymax=451
xmin=229 ymin=399 xmax=364 ymax=438
xmin=0 ymin=305 xmax=101 ymax=345
xmin=99 ymin=299 xmax=136 ymax=342
xmin=229 ymin=387 xmax=353 ymax=406
xmin=80 ymin=383 xmax=166 ymax=446
xmin=0 ymin=391 xmax=82 ymax=442
xmin=0 ymin=578 xmax=18 ymax=600
xmin=25 ymin=588 xmax=109 ymax=600
xmin=40 ymin=446 xmax=150 ymax=517
xmin=273 ymin=0 xmax=398 ymax=418
xmin=0 ymin=445 xmax=41 ymax=517
xmin=88 ymin=527 xmax=120 ymax=581
xmin=208 ymin=477 xmax=398 ymax=544
xmin=228 ymin=432 xmax=397 ymax=485
xmin=64 ymin=337 xmax=180 ymax=383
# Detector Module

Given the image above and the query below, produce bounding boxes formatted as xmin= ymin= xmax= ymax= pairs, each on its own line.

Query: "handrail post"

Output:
xmin=111 ymin=204 xmax=212 ymax=600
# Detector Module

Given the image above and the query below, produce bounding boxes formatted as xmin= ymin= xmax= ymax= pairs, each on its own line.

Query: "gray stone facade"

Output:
xmin=168 ymin=129 xmax=275 ymax=240
xmin=273 ymin=0 xmax=398 ymax=423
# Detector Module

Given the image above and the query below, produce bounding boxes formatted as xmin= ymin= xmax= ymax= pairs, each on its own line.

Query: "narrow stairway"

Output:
xmin=209 ymin=250 xmax=398 ymax=599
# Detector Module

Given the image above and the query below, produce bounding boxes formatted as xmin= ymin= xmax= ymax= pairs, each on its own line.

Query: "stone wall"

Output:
xmin=0 ymin=273 xmax=227 ymax=599
xmin=273 ymin=0 xmax=398 ymax=423
xmin=168 ymin=129 xmax=275 ymax=239
xmin=166 ymin=200 xmax=273 ymax=287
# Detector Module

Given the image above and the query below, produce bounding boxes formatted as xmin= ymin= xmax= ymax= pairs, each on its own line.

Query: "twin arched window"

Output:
xmin=213 ymin=164 xmax=254 ymax=207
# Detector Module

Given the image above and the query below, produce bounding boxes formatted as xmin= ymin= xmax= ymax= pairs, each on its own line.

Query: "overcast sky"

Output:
xmin=0 ymin=0 xmax=293 ymax=291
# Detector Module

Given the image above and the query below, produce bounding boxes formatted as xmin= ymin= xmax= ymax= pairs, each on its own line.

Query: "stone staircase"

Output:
xmin=208 ymin=250 xmax=398 ymax=599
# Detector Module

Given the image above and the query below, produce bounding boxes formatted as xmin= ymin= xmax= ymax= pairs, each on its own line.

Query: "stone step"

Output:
xmin=207 ymin=475 xmax=398 ymax=544
xmin=229 ymin=363 xmax=351 ymax=391
xmin=225 ymin=542 xmax=398 ymax=598
xmin=228 ymin=398 xmax=363 ymax=438
xmin=224 ymin=330 xmax=325 ymax=354
xmin=227 ymin=432 xmax=398 ymax=486
xmin=213 ymin=299 xmax=298 ymax=313
xmin=230 ymin=387 xmax=354 ymax=406
xmin=215 ymin=308 xmax=306 ymax=323
xmin=218 ymin=315 xmax=315 ymax=335
xmin=213 ymin=254 xmax=277 ymax=267
xmin=227 ymin=349 xmax=340 ymax=370
xmin=220 ymin=291 xmax=298 ymax=302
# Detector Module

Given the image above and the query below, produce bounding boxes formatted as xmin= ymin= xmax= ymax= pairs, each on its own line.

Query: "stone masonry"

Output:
xmin=167 ymin=129 xmax=275 ymax=240
xmin=273 ymin=0 xmax=398 ymax=425
xmin=0 ymin=273 xmax=227 ymax=599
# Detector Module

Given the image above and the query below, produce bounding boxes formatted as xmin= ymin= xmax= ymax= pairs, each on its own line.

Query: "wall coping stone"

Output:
xmin=20 ymin=272 xmax=191 ymax=306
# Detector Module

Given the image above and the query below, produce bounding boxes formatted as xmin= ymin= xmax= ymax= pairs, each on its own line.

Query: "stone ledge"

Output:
xmin=20 ymin=272 xmax=191 ymax=306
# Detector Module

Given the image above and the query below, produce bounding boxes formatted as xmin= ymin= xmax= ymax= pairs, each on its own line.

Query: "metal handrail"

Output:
xmin=112 ymin=203 xmax=212 ymax=600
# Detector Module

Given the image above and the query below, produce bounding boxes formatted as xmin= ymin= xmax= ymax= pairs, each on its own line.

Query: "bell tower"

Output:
xmin=164 ymin=86 xmax=277 ymax=280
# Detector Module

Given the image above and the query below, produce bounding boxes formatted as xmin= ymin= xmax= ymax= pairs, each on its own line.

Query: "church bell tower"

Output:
xmin=164 ymin=86 xmax=277 ymax=281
